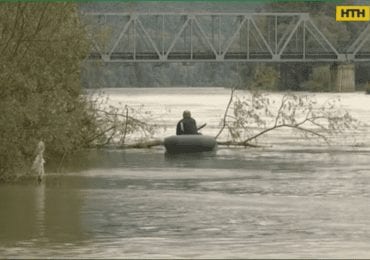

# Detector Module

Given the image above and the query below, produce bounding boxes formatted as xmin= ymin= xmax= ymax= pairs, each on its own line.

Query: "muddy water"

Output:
xmin=1 ymin=88 xmax=369 ymax=258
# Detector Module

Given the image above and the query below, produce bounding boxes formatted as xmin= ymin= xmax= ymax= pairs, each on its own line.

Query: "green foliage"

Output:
xmin=249 ymin=64 xmax=279 ymax=91
xmin=300 ymin=65 xmax=332 ymax=92
xmin=0 ymin=3 xmax=96 ymax=180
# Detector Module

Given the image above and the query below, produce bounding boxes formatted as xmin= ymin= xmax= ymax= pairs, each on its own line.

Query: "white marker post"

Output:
xmin=32 ymin=141 xmax=45 ymax=183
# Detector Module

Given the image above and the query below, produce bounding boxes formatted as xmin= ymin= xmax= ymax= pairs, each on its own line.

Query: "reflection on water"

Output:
xmin=1 ymin=88 xmax=370 ymax=258
xmin=0 ymin=180 xmax=88 ymax=245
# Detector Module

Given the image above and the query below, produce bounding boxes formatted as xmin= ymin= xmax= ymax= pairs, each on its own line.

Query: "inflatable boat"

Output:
xmin=164 ymin=135 xmax=217 ymax=154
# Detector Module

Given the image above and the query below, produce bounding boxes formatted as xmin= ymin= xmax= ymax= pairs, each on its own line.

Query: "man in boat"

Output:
xmin=176 ymin=110 xmax=199 ymax=135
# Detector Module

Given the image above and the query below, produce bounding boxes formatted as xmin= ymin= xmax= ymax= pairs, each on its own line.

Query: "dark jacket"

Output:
xmin=176 ymin=117 xmax=198 ymax=135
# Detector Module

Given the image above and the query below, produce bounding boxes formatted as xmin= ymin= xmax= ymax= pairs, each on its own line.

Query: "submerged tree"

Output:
xmin=85 ymin=94 xmax=159 ymax=147
xmin=0 ymin=3 xmax=96 ymax=180
xmin=216 ymin=90 xmax=360 ymax=146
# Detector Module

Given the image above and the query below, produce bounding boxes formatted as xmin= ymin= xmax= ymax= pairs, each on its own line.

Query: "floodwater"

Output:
xmin=1 ymin=88 xmax=370 ymax=258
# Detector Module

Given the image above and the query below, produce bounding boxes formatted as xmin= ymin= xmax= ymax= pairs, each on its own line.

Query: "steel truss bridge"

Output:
xmin=83 ymin=12 xmax=370 ymax=63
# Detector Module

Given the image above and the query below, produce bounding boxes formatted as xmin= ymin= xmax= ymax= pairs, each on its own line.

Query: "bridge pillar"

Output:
xmin=330 ymin=63 xmax=355 ymax=92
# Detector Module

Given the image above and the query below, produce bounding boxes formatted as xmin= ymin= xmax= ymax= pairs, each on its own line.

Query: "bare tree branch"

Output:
xmin=215 ymin=88 xmax=235 ymax=139
xmin=216 ymin=91 xmax=359 ymax=147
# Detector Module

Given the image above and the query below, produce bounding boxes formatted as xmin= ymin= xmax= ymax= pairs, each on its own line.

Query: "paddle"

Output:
xmin=197 ymin=123 xmax=207 ymax=131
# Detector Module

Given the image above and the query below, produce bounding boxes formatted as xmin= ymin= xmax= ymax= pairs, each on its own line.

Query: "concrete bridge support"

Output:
xmin=331 ymin=63 xmax=355 ymax=92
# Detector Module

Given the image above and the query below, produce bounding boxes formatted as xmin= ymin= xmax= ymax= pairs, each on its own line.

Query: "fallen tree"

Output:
xmin=214 ymin=89 xmax=360 ymax=146
xmin=87 ymin=88 xmax=360 ymax=151
xmin=84 ymin=94 xmax=161 ymax=148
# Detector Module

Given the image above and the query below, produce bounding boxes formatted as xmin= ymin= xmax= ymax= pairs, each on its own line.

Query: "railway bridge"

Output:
xmin=82 ymin=12 xmax=370 ymax=91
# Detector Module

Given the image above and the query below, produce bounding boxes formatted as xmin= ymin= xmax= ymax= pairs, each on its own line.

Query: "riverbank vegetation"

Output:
xmin=0 ymin=3 xmax=96 ymax=181
xmin=0 ymin=3 xmax=161 ymax=182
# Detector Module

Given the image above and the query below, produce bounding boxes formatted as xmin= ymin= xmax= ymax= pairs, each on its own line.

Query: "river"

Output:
xmin=1 ymin=88 xmax=370 ymax=258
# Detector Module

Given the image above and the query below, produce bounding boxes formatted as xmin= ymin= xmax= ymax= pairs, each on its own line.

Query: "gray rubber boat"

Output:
xmin=164 ymin=135 xmax=217 ymax=154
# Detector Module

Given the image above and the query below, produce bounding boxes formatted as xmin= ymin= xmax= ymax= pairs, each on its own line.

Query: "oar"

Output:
xmin=197 ymin=123 xmax=207 ymax=131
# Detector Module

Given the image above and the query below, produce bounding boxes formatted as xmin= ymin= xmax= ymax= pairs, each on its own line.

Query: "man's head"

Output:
xmin=183 ymin=110 xmax=191 ymax=118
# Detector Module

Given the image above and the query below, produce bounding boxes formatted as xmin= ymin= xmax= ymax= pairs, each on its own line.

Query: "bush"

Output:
xmin=300 ymin=65 xmax=332 ymax=92
xmin=0 ymin=3 xmax=96 ymax=181
xmin=249 ymin=64 xmax=279 ymax=91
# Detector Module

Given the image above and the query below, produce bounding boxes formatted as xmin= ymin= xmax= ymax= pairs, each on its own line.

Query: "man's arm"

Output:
xmin=176 ymin=121 xmax=182 ymax=135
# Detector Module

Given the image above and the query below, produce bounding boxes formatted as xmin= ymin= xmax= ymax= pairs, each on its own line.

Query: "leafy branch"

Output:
xmin=216 ymin=90 xmax=360 ymax=146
